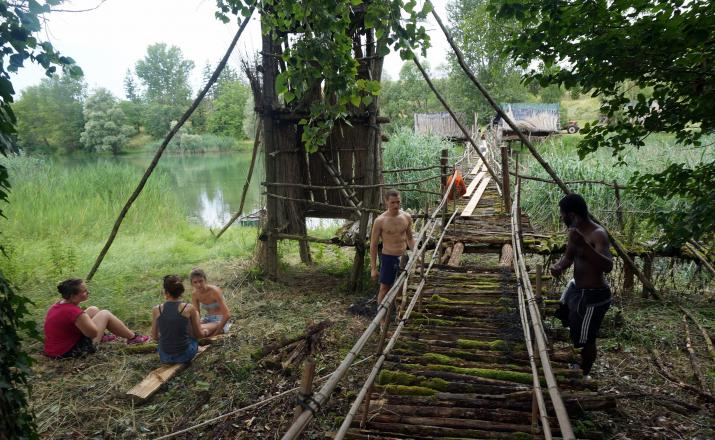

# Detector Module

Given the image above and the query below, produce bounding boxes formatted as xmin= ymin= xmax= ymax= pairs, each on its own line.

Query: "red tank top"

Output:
xmin=44 ymin=302 xmax=84 ymax=357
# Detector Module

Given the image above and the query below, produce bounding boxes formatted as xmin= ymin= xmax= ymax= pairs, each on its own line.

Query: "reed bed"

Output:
xmin=382 ymin=128 xmax=459 ymax=210
xmin=517 ymin=133 xmax=715 ymax=242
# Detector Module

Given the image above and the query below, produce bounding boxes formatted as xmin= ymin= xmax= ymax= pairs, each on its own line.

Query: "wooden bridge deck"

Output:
xmin=344 ymin=170 xmax=613 ymax=439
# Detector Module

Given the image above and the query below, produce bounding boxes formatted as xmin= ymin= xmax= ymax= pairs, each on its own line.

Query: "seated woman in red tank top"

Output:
xmin=44 ymin=278 xmax=150 ymax=359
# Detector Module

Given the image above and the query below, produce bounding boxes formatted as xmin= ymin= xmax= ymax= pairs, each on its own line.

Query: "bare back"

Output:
xmin=571 ymin=224 xmax=612 ymax=288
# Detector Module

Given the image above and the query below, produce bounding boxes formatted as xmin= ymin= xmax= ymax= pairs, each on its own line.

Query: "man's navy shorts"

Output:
xmin=379 ymin=254 xmax=401 ymax=285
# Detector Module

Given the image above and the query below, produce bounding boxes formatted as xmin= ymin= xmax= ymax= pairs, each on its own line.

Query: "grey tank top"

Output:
xmin=157 ymin=301 xmax=190 ymax=355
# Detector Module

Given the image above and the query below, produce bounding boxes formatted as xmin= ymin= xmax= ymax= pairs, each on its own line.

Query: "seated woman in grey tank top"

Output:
xmin=151 ymin=275 xmax=203 ymax=364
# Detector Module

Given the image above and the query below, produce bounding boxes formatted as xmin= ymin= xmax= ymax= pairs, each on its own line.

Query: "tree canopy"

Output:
xmin=14 ymin=75 xmax=85 ymax=153
xmin=135 ymin=43 xmax=194 ymax=106
xmin=216 ymin=0 xmax=432 ymax=152
xmin=80 ymin=88 xmax=134 ymax=155
xmin=494 ymin=0 xmax=715 ymax=246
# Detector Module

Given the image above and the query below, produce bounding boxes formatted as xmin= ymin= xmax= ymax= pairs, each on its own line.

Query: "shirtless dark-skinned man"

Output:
xmin=550 ymin=193 xmax=613 ymax=379
xmin=370 ymin=189 xmax=415 ymax=326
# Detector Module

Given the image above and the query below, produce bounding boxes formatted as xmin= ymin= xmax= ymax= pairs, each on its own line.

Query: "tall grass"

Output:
xmin=0 ymin=155 xmax=257 ymax=327
xmin=383 ymin=128 xmax=459 ymax=210
xmin=518 ymin=133 xmax=715 ymax=242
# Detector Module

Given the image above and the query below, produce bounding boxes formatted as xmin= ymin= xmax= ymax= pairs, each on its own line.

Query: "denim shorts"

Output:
xmin=158 ymin=338 xmax=198 ymax=364
xmin=201 ymin=314 xmax=231 ymax=333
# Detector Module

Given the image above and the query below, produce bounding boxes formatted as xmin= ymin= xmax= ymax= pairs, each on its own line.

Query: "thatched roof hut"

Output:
xmin=414 ymin=112 xmax=469 ymax=140
xmin=497 ymin=103 xmax=560 ymax=134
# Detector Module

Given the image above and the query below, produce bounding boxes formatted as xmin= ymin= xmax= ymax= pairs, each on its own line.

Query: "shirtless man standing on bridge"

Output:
xmin=370 ymin=189 xmax=415 ymax=323
xmin=550 ymin=193 xmax=613 ymax=379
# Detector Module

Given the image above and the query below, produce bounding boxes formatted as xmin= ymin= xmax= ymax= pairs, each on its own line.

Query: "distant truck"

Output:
xmin=564 ymin=120 xmax=580 ymax=134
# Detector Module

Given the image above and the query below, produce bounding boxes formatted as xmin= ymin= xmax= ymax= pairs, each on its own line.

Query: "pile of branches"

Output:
xmin=252 ymin=320 xmax=332 ymax=375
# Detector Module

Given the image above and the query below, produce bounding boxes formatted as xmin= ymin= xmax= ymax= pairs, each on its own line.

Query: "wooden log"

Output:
xmin=642 ymin=254 xmax=653 ymax=298
xmin=498 ymin=244 xmax=513 ymax=267
xmin=534 ymin=264 xmax=543 ymax=303
xmin=127 ymin=345 xmax=208 ymax=400
xmin=361 ymin=403 xmax=541 ymax=425
xmin=252 ymin=320 xmax=332 ymax=359
xmin=680 ymin=306 xmax=715 ymax=363
xmin=365 ymin=414 xmax=534 ymax=433
xmin=650 ymin=349 xmax=715 ymax=403
xmin=500 ymin=145 xmax=511 ymax=210
xmin=447 ymin=242 xmax=464 ymax=267
xmin=683 ymin=314 xmax=709 ymax=392
xmin=440 ymin=246 xmax=453 ymax=265
xmin=623 ymin=255 xmax=634 ymax=296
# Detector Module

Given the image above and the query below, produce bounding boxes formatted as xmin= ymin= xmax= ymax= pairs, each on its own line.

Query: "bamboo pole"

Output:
xmin=317 ymin=151 xmax=362 ymax=216
xmin=511 ymin=183 xmax=575 ymax=439
xmin=214 ymin=123 xmax=262 ymax=239
xmin=262 ymin=173 xmax=447 ymax=190
xmin=335 ymin=210 xmax=460 ymax=440
xmin=507 ymin=170 xmax=627 ymax=189
xmin=283 ymin=156 xmax=465 ymax=440
xmin=85 ymin=7 xmax=255 ymax=280
xmin=428 ymin=3 xmax=657 ymax=298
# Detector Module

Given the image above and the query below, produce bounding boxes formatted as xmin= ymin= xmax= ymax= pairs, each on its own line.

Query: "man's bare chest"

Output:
xmin=382 ymin=217 xmax=407 ymax=236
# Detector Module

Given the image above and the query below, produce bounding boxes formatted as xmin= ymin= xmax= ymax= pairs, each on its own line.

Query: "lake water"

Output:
xmin=54 ymin=150 xmax=338 ymax=229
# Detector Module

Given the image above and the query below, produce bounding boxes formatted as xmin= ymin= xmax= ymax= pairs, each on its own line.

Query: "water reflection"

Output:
xmin=197 ymin=189 xmax=232 ymax=228
xmin=51 ymin=151 xmax=347 ymax=231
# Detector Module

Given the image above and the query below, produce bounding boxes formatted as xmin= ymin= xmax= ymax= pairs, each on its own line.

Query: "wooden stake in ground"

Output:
xmin=293 ymin=357 xmax=316 ymax=423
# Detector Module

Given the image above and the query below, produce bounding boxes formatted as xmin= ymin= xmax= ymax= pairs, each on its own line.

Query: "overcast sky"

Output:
xmin=12 ymin=0 xmax=451 ymax=98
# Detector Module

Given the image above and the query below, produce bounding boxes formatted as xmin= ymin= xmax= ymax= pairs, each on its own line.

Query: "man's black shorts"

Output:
xmin=562 ymin=283 xmax=612 ymax=348
xmin=379 ymin=254 xmax=401 ymax=285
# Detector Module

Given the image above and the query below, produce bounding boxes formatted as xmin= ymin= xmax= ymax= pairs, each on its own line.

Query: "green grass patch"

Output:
xmin=425 ymin=364 xmax=534 ymax=385
xmin=457 ymin=339 xmax=507 ymax=350
xmin=377 ymin=370 xmax=418 ymax=386
xmin=423 ymin=352 xmax=466 ymax=366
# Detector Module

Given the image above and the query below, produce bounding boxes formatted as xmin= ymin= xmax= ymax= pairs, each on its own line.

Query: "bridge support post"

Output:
xmin=293 ymin=357 xmax=316 ymax=423
xmin=500 ymin=145 xmax=511 ymax=211
xmin=642 ymin=254 xmax=654 ymax=298
xmin=440 ymin=148 xmax=449 ymax=227
xmin=535 ymin=264 xmax=543 ymax=302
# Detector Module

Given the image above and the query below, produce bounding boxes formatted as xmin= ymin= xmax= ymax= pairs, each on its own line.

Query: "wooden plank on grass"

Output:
xmin=127 ymin=345 xmax=208 ymax=400
xmin=460 ymin=176 xmax=491 ymax=217
xmin=463 ymin=171 xmax=486 ymax=198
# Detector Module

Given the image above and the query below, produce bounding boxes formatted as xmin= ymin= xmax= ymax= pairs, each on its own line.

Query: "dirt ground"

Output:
xmin=26 ymin=253 xmax=715 ymax=439
xmin=27 ymin=253 xmax=379 ymax=439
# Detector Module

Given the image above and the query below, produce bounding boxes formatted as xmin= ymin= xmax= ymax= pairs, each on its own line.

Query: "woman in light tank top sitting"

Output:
xmin=190 ymin=268 xmax=231 ymax=337
xmin=151 ymin=275 xmax=202 ymax=363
